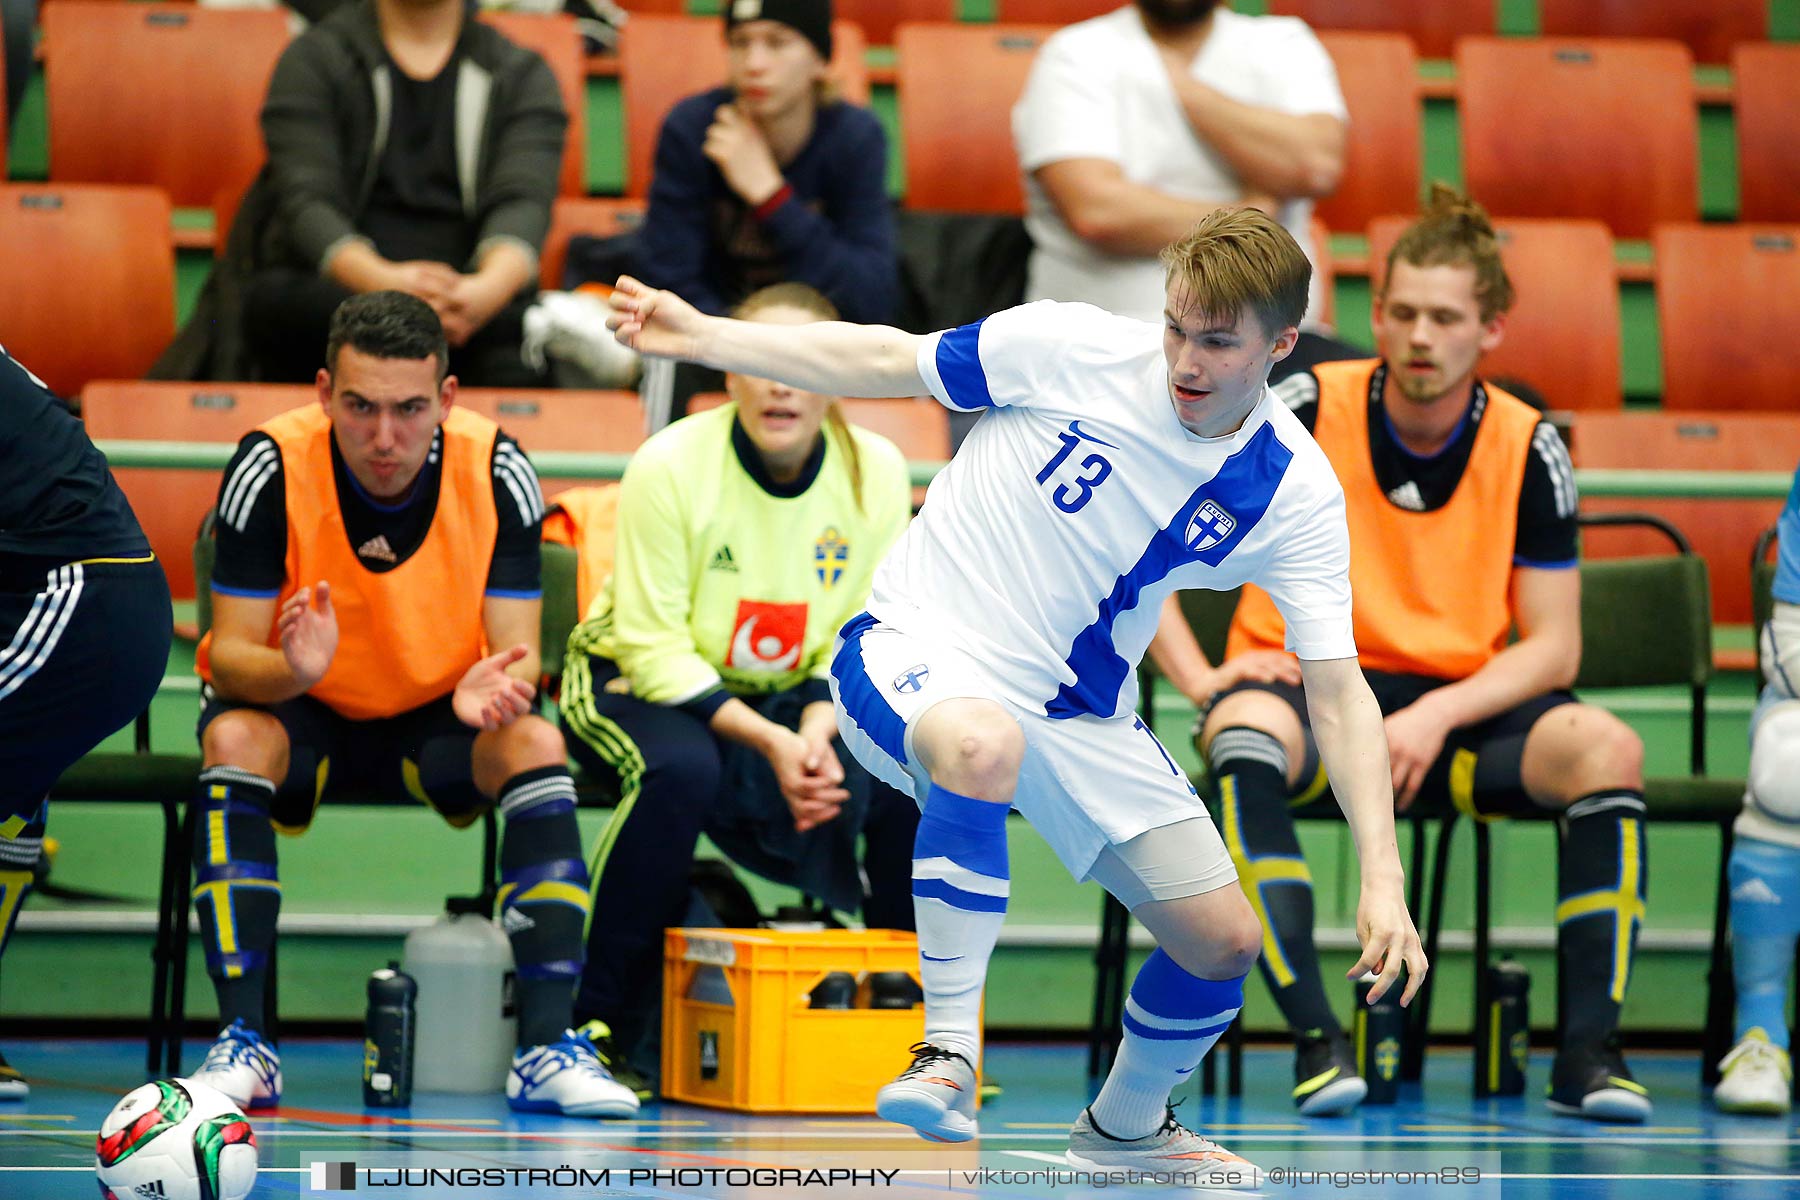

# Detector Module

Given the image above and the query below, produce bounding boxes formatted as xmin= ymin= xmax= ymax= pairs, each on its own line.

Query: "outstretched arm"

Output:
xmin=1299 ymin=653 xmax=1428 ymax=1006
xmin=606 ymin=275 xmax=927 ymax=398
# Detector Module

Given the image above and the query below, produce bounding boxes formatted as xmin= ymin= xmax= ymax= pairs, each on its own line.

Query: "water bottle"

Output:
xmin=363 ymin=962 xmax=415 ymax=1108
xmin=1353 ymin=974 xmax=1405 ymax=1104
xmin=403 ymin=898 xmax=516 ymax=1093
xmin=1477 ymin=959 xmax=1530 ymax=1097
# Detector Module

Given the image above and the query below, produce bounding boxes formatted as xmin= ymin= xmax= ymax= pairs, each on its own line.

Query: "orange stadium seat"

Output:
xmin=0 ymin=185 xmax=175 ymax=398
xmin=1733 ymin=45 xmax=1800 ymax=225
xmin=1456 ymin=37 xmax=1696 ymax=239
xmin=79 ymin=382 xmax=311 ymax=601
xmin=42 ymin=3 xmax=290 ymax=208
xmin=834 ymin=0 xmax=953 ymax=47
xmin=1366 ymin=215 xmax=1620 ymax=411
xmin=991 ymin=1 xmax=1111 ymax=23
xmin=1268 ymin=0 xmax=1490 ymax=60
xmin=895 ymin=23 xmax=1054 ymax=215
xmin=1311 ymin=32 xmax=1420 ymax=235
xmin=1538 ymin=0 xmax=1765 ymax=66
xmin=619 ymin=15 xmax=869 ymax=198
xmin=457 ymin=389 xmax=647 ymax=498
xmin=480 ymin=12 xmax=588 ymax=198
xmin=1655 ymin=223 xmax=1800 ymax=414
xmin=541 ymin=197 xmax=647 ymax=289
xmin=1572 ymin=412 xmax=1800 ymax=624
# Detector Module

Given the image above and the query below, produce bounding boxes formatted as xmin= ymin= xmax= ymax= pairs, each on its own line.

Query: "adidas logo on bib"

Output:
xmin=357 ymin=535 xmax=398 ymax=563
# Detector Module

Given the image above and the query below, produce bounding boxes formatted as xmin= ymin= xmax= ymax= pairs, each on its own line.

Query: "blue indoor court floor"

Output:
xmin=1 ymin=1038 xmax=1795 ymax=1198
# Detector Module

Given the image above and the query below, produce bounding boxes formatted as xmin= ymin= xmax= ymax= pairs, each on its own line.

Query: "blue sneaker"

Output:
xmin=187 ymin=1019 xmax=282 ymax=1109
xmin=507 ymin=1028 xmax=640 ymax=1118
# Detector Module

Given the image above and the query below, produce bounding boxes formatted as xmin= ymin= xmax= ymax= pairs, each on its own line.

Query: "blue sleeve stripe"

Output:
xmin=484 ymin=588 xmax=543 ymax=599
xmin=934 ymin=319 xmax=995 ymax=412
xmin=208 ymin=582 xmax=280 ymax=599
xmin=1512 ymin=556 xmax=1578 ymax=570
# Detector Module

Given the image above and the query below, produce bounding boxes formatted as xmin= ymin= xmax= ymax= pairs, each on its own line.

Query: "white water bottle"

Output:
xmin=403 ymin=898 xmax=516 ymax=1093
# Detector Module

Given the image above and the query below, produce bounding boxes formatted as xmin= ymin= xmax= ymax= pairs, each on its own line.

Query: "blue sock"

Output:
xmin=911 ymin=784 xmax=1010 ymax=1065
xmin=1729 ymin=837 xmax=1800 ymax=1049
xmin=1091 ymin=949 xmax=1245 ymax=1139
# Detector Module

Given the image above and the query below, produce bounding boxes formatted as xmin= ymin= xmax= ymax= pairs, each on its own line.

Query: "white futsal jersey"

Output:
xmin=870 ymin=300 xmax=1357 ymax=718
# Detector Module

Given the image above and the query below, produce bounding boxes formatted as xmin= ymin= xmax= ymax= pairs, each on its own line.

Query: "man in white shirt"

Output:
xmin=1014 ymin=0 xmax=1357 ymax=378
xmin=604 ymin=208 xmax=1425 ymax=1186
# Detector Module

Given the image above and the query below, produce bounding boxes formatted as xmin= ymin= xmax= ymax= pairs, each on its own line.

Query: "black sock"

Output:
xmin=497 ymin=767 xmax=588 ymax=1049
xmin=192 ymin=767 xmax=281 ymax=1034
xmin=0 ymin=801 xmax=45 ymax=960
xmin=1211 ymin=726 xmax=1341 ymax=1038
xmin=1556 ymin=791 xmax=1648 ymax=1049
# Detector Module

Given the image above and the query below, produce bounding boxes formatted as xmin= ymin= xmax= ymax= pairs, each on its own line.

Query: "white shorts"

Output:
xmin=828 ymin=612 xmax=1237 ymax=896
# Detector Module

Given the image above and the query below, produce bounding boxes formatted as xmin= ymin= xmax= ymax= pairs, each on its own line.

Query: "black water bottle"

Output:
xmin=1354 ymin=975 xmax=1405 ymax=1104
xmin=1477 ymin=959 xmax=1530 ymax=1097
xmin=363 ymin=961 xmax=416 ymax=1108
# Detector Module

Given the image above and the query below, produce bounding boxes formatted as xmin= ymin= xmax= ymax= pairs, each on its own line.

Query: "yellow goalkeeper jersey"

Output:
xmin=568 ymin=402 xmax=911 ymax=704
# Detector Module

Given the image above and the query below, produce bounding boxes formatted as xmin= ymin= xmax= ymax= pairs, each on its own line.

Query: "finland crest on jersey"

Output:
xmin=877 ymin=300 xmax=1357 ymax=721
xmin=1186 ymin=500 xmax=1236 ymax=552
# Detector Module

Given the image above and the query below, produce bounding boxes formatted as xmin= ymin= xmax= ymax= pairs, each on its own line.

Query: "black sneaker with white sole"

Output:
xmin=1547 ymin=1036 xmax=1652 ymax=1122
xmin=1293 ymin=1029 xmax=1367 ymax=1116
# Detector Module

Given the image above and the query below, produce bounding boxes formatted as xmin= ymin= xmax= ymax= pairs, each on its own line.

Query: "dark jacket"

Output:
xmin=636 ymin=86 xmax=897 ymax=325
xmin=154 ymin=1 xmax=565 ymax=380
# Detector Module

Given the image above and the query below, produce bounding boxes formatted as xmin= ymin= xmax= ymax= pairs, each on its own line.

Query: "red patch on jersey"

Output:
xmin=726 ymin=600 xmax=809 ymax=673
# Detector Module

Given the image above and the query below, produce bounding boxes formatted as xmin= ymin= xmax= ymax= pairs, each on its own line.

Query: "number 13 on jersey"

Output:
xmin=1035 ymin=420 xmax=1119 ymax=514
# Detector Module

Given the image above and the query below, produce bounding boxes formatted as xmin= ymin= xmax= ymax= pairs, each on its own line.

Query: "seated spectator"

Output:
xmin=228 ymin=0 xmax=564 ymax=386
xmin=1713 ymin=464 xmax=1800 ymax=1116
xmin=1163 ymin=188 xmax=1652 ymax=1123
xmin=526 ymin=0 xmax=895 ymax=402
xmin=1013 ymin=0 xmax=1357 ymax=380
xmin=557 ymin=283 xmax=916 ymax=1099
xmin=186 ymin=292 xmax=635 ymax=1120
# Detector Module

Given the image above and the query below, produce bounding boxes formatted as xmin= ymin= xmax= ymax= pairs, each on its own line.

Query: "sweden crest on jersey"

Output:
xmin=814 ymin=526 xmax=849 ymax=587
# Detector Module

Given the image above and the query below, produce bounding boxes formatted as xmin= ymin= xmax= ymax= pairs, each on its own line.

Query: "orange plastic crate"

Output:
xmin=661 ymin=928 xmax=940 ymax=1113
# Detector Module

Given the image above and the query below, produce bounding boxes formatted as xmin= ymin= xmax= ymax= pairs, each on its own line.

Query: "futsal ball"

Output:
xmin=95 ymin=1078 xmax=257 ymax=1200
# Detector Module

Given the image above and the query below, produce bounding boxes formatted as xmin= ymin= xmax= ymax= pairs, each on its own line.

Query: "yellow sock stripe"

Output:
xmin=207 ymin=811 xmax=229 ymax=866
xmin=0 ymin=869 xmax=33 ymax=947
xmin=191 ymin=878 xmax=281 ymax=979
xmin=496 ymin=882 xmax=517 ymax=913
xmin=1553 ymin=822 xmax=1646 ymax=1005
xmin=559 ymin=653 xmax=648 ymax=941
xmin=1612 ymin=818 xmax=1643 ymax=1003
xmin=512 ymin=880 xmax=593 ymax=914
xmin=0 ymin=815 xmax=24 ymax=840
xmin=1220 ymin=776 xmax=1311 ymax=988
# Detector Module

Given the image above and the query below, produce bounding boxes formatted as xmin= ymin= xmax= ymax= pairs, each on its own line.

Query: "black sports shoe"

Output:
xmin=1547 ymin=1035 xmax=1651 ymax=1122
xmin=1292 ymin=1029 xmax=1366 ymax=1116
xmin=573 ymin=1021 xmax=653 ymax=1103
xmin=0 ymin=1048 xmax=27 ymax=1100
